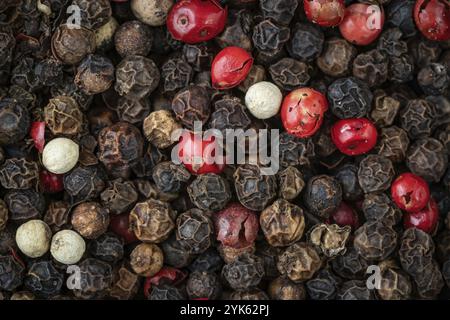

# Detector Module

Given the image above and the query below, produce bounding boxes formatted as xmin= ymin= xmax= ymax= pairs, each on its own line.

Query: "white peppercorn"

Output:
xmin=15 ymin=220 xmax=51 ymax=258
xmin=245 ymin=81 xmax=282 ymax=119
xmin=131 ymin=0 xmax=174 ymax=27
xmin=42 ymin=138 xmax=79 ymax=174
xmin=50 ymin=230 xmax=86 ymax=265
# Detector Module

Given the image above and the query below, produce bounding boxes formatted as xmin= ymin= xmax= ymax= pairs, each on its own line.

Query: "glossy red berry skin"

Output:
xmin=414 ymin=0 xmax=450 ymax=41
xmin=404 ymin=198 xmax=439 ymax=234
xmin=331 ymin=118 xmax=378 ymax=156
xmin=30 ymin=121 xmax=45 ymax=153
xmin=167 ymin=0 xmax=228 ymax=44
xmin=143 ymin=267 xmax=187 ymax=298
xmin=177 ymin=131 xmax=225 ymax=175
xmin=109 ymin=213 xmax=139 ymax=244
xmin=328 ymin=202 xmax=360 ymax=230
xmin=211 ymin=46 xmax=254 ymax=90
xmin=391 ymin=173 xmax=430 ymax=213
xmin=281 ymin=88 xmax=328 ymax=138
xmin=303 ymin=0 xmax=346 ymax=27
xmin=40 ymin=170 xmax=64 ymax=193
xmin=339 ymin=3 xmax=385 ymax=45
xmin=214 ymin=203 xmax=259 ymax=249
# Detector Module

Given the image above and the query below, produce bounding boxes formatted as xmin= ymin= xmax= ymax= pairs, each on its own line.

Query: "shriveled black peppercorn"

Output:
xmin=358 ymin=155 xmax=395 ymax=194
xmin=304 ymin=175 xmax=342 ymax=219
xmin=0 ymin=255 xmax=24 ymax=291
xmin=0 ymin=158 xmax=38 ymax=190
xmin=24 ymin=261 xmax=64 ymax=299
xmin=306 ymin=268 xmax=341 ymax=300
xmin=317 ymin=38 xmax=357 ymax=77
xmin=152 ymin=161 xmax=191 ymax=194
xmin=269 ymin=57 xmax=312 ymax=91
xmin=161 ymin=58 xmax=194 ymax=94
xmin=399 ymin=99 xmax=439 ymax=139
xmin=287 ymin=23 xmax=324 ymax=62
xmin=5 ymin=189 xmax=45 ymax=222
xmin=64 ymin=166 xmax=107 ymax=204
xmin=176 ymin=209 xmax=213 ymax=254
xmin=352 ymin=50 xmax=388 ymax=88
xmin=222 ymin=253 xmax=265 ymax=290
xmin=0 ymin=98 xmax=30 ymax=146
xmin=354 ymin=221 xmax=398 ymax=261
xmin=279 ymin=132 xmax=315 ymax=168
xmin=209 ymin=95 xmax=251 ymax=133
xmin=186 ymin=271 xmax=222 ymax=300
xmin=74 ymin=258 xmax=113 ymax=300
xmin=337 ymin=280 xmax=374 ymax=300
xmin=149 ymin=284 xmax=186 ymax=300
xmin=161 ymin=235 xmax=195 ymax=269
xmin=189 ymin=248 xmax=224 ymax=273
xmin=260 ymin=0 xmax=298 ymax=26
xmin=88 ymin=233 xmax=124 ymax=264
xmin=268 ymin=276 xmax=306 ymax=300
xmin=188 ymin=174 xmax=231 ymax=212
xmin=334 ymin=163 xmax=363 ymax=202
xmin=172 ymin=85 xmax=211 ymax=129
xmin=362 ymin=193 xmax=402 ymax=227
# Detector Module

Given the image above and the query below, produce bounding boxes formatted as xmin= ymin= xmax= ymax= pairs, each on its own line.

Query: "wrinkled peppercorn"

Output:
xmin=71 ymin=202 xmax=110 ymax=240
xmin=399 ymin=99 xmax=438 ymax=139
xmin=114 ymin=20 xmax=153 ymax=58
xmin=176 ymin=209 xmax=213 ymax=254
xmin=352 ymin=50 xmax=388 ymax=87
xmin=75 ymin=55 xmax=115 ymax=95
xmin=334 ymin=163 xmax=363 ymax=202
xmin=277 ymin=243 xmax=322 ymax=282
xmin=376 ymin=126 xmax=410 ymax=163
xmin=74 ymin=258 xmax=113 ymax=299
xmin=337 ymin=280 xmax=374 ymax=300
xmin=362 ymin=193 xmax=402 ymax=227
xmin=0 ymin=158 xmax=38 ymax=190
xmin=358 ymin=155 xmax=395 ymax=194
xmin=109 ymin=266 xmax=140 ymax=300
xmin=73 ymin=0 xmax=112 ymax=30
xmin=354 ymin=221 xmax=398 ymax=261
xmin=222 ymin=253 xmax=265 ymax=290
xmin=0 ymin=98 xmax=30 ymax=146
xmin=51 ymin=24 xmax=96 ymax=65
xmin=5 ymin=189 xmax=45 ymax=222
xmin=130 ymin=243 xmax=163 ymax=277
xmin=417 ymin=63 xmax=449 ymax=96
xmin=317 ymin=37 xmax=357 ymax=77
xmin=44 ymin=95 xmax=83 ymax=136
xmin=183 ymin=43 xmax=214 ymax=72
xmin=210 ymin=95 xmax=251 ymax=133
xmin=370 ymin=90 xmax=401 ymax=128
xmin=268 ymin=276 xmax=306 ymax=300
xmin=88 ymin=233 xmax=124 ymax=264
xmin=152 ymin=161 xmax=191 ymax=194
xmin=100 ymin=179 xmax=138 ymax=215
xmin=24 ymin=261 xmax=64 ymax=299
xmin=304 ymin=175 xmax=342 ymax=219
xmin=186 ymin=271 xmax=221 ymax=300
xmin=172 ymin=85 xmax=211 ymax=129
xmin=377 ymin=260 xmax=412 ymax=300
xmin=309 ymin=224 xmax=351 ymax=258
xmin=161 ymin=58 xmax=194 ymax=93
xmin=306 ymin=268 xmax=341 ymax=300
xmin=260 ymin=0 xmax=298 ymax=26
xmin=0 ymin=255 xmax=24 ymax=291
xmin=277 ymin=166 xmax=304 ymax=201
xmin=43 ymin=202 xmax=68 ymax=233
xmin=161 ymin=235 xmax=195 ymax=269
xmin=279 ymin=132 xmax=316 ymax=168
xmin=64 ymin=166 xmax=107 ymax=203
xmin=188 ymin=174 xmax=231 ymax=211
xmin=287 ymin=23 xmax=324 ymax=61
xmin=269 ymin=57 xmax=312 ymax=91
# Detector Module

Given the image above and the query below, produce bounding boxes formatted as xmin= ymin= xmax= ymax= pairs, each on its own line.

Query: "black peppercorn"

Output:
xmin=306 ymin=268 xmax=341 ymax=300
xmin=64 ymin=165 xmax=107 ymax=203
xmin=75 ymin=54 xmax=115 ymax=95
xmin=413 ymin=260 xmax=444 ymax=299
xmin=304 ymin=175 xmax=342 ymax=219
xmin=253 ymin=19 xmax=290 ymax=57
xmin=51 ymin=24 xmax=96 ymax=65
xmin=327 ymin=77 xmax=373 ymax=119
xmin=377 ymin=28 xmax=408 ymax=58
xmin=0 ymin=200 xmax=7 ymax=231
xmin=399 ymin=228 xmax=435 ymax=277
xmin=100 ymin=179 xmax=138 ymax=215
xmin=44 ymin=95 xmax=83 ymax=136
xmin=189 ymin=248 xmax=224 ymax=273
xmin=149 ymin=284 xmax=186 ymax=300
xmin=51 ymin=76 xmax=93 ymax=111
xmin=260 ymin=0 xmax=299 ymax=26
xmin=317 ymin=37 xmax=357 ymax=77
xmin=152 ymin=161 xmax=191 ymax=194
xmin=71 ymin=202 xmax=110 ymax=239
xmin=417 ymin=63 xmax=449 ymax=96
xmin=0 ymin=255 xmax=24 ymax=291
xmin=161 ymin=235 xmax=195 ymax=269
xmin=309 ymin=224 xmax=351 ymax=258
xmin=370 ymin=90 xmax=401 ymax=128
xmin=400 ymin=98 xmax=439 ymax=140
xmin=114 ymin=20 xmax=153 ymax=58
xmin=358 ymin=155 xmax=394 ymax=194
xmin=377 ymin=260 xmax=412 ymax=300
xmin=362 ymin=193 xmax=402 ymax=227
xmin=277 ymin=166 xmax=304 ymax=201
xmin=331 ymin=247 xmax=368 ymax=280
xmin=0 ymin=29 xmax=14 ymax=66
xmin=354 ymin=221 xmax=398 ymax=261
xmin=109 ymin=266 xmax=140 ymax=300
xmin=73 ymin=0 xmax=112 ymax=30
xmin=209 ymin=95 xmax=251 ymax=133
xmin=186 ymin=271 xmax=222 ymax=300
xmin=268 ymin=276 xmax=306 ymax=300
xmin=228 ymin=289 xmax=269 ymax=300
xmin=410 ymin=38 xmax=442 ymax=67
xmin=376 ymin=126 xmax=410 ymax=163
xmin=269 ymin=57 xmax=312 ymax=91
xmin=337 ymin=280 xmax=374 ymax=300
xmin=161 ymin=58 xmax=194 ymax=93
xmin=11 ymin=57 xmax=40 ymax=92
xmin=386 ymin=0 xmax=417 ymax=38
xmin=116 ymin=97 xmax=151 ymax=125
xmin=388 ymin=54 xmax=415 ymax=83
xmin=352 ymin=50 xmax=388 ymax=88
xmin=88 ymin=233 xmax=124 ymax=263
xmin=234 ymin=164 xmax=278 ymax=211
xmin=24 ymin=261 xmax=64 ymax=299
xmin=216 ymin=9 xmax=254 ymax=51
xmin=0 ymin=98 xmax=30 ymax=146
xmin=176 ymin=209 xmax=213 ymax=254
xmin=34 ymin=58 xmax=64 ymax=87
xmin=222 ymin=253 xmax=265 ymax=290
xmin=334 ymin=163 xmax=363 ymax=202
xmin=182 ymin=43 xmax=214 ymax=72
xmin=287 ymin=23 xmax=324 ymax=62
xmin=5 ymin=189 xmax=45 ymax=222
xmin=0 ymin=158 xmax=38 ymax=190
xmin=171 ymin=85 xmax=211 ymax=129
xmin=188 ymin=174 xmax=231 ymax=211
xmin=277 ymin=243 xmax=321 ymax=282
xmin=255 ymin=242 xmax=280 ymax=279
xmin=74 ymin=258 xmax=113 ymax=299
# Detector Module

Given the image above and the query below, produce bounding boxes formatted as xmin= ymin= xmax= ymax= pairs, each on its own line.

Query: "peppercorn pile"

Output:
xmin=0 ymin=0 xmax=450 ymax=301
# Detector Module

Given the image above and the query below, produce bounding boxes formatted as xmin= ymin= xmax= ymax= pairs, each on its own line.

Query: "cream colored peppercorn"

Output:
xmin=50 ymin=230 xmax=86 ymax=265
xmin=245 ymin=81 xmax=283 ymax=119
xmin=143 ymin=110 xmax=181 ymax=149
xmin=42 ymin=138 xmax=79 ymax=174
xmin=16 ymin=220 xmax=52 ymax=258
xmin=131 ymin=0 xmax=174 ymax=27
xmin=95 ymin=17 xmax=119 ymax=50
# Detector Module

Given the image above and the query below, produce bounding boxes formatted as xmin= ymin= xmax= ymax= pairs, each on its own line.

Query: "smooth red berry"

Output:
xmin=391 ymin=173 xmax=430 ymax=213
xmin=30 ymin=121 xmax=46 ymax=153
xmin=40 ymin=170 xmax=64 ymax=193
xmin=177 ymin=131 xmax=225 ymax=175
xmin=211 ymin=46 xmax=254 ymax=90
xmin=167 ymin=0 xmax=228 ymax=44
xmin=109 ymin=213 xmax=139 ymax=244
xmin=143 ymin=267 xmax=187 ymax=298
xmin=281 ymin=88 xmax=328 ymax=138
xmin=414 ymin=0 xmax=450 ymax=41
xmin=304 ymin=0 xmax=346 ymax=27
xmin=404 ymin=198 xmax=439 ymax=234
xmin=331 ymin=118 xmax=378 ymax=156
xmin=214 ymin=203 xmax=259 ymax=249
xmin=339 ymin=3 xmax=384 ymax=45
xmin=328 ymin=202 xmax=360 ymax=230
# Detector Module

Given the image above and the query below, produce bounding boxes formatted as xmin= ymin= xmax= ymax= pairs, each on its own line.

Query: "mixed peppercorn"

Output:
xmin=0 ymin=0 xmax=449 ymax=301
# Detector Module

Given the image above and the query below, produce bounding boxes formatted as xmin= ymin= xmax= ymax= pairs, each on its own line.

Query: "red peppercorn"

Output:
xmin=109 ymin=213 xmax=139 ymax=244
xmin=328 ymin=202 xmax=360 ymax=230
xmin=414 ymin=0 xmax=450 ymax=41
xmin=339 ymin=3 xmax=384 ymax=45
xmin=143 ymin=267 xmax=187 ymax=298
xmin=404 ymin=198 xmax=439 ymax=234
xmin=391 ymin=173 xmax=430 ymax=213
xmin=303 ymin=0 xmax=346 ymax=27
xmin=177 ymin=131 xmax=225 ymax=175
xmin=211 ymin=46 xmax=254 ymax=90
xmin=167 ymin=0 xmax=228 ymax=44
xmin=40 ymin=170 xmax=64 ymax=193
xmin=30 ymin=121 xmax=46 ymax=153
xmin=281 ymin=87 xmax=328 ymax=138
xmin=214 ymin=203 xmax=259 ymax=249
xmin=331 ymin=118 xmax=378 ymax=156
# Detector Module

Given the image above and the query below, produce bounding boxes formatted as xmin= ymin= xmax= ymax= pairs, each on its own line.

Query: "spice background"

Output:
xmin=0 ymin=0 xmax=450 ymax=301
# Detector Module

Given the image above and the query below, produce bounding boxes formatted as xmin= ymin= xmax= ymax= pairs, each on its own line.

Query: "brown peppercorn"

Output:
xmin=114 ymin=20 xmax=153 ymax=58
xmin=238 ymin=64 xmax=266 ymax=93
xmin=234 ymin=164 xmax=278 ymax=211
xmin=0 ymin=199 xmax=7 ymax=230
xmin=0 ymin=158 xmax=38 ymax=190
xmin=377 ymin=260 xmax=412 ymax=300
xmin=354 ymin=221 xmax=398 ymax=261
xmin=100 ymin=179 xmax=138 ymax=215
xmin=188 ymin=174 xmax=232 ymax=212
xmin=115 ymin=55 xmax=160 ymax=100
xmin=51 ymin=24 xmax=96 ymax=65
xmin=268 ymin=276 xmax=306 ymax=300
xmin=370 ymin=90 xmax=401 ymax=128
xmin=74 ymin=258 xmax=112 ymax=299
xmin=115 ymin=97 xmax=151 ymax=125
xmin=362 ymin=193 xmax=401 ymax=227
xmin=376 ymin=126 xmax=410 ymax=163
xmin=309 ymin=224 xmax=351 ymax=258
xmin=75 ymin=54 xmax=115 ymax=95
xmin=413 ymin=260 xmax=444 ymax=299
xmin=182 ymin=43 xmax=214 ymax=72
xmin=43 ymin=201 xmax=70 ymax=233
xmin=72 ymin=0 xmax=112 ymax=30
xmin=0 ymin=98 xmax=30 ymax=146
xmin=161 ymin=58 xmax=194 ymax=93
xmin=143 ymin=110 xmax=181 ymax=149
xmin=358 ymin=155 xmax=395 ymax=194
xmin=172 ymin=85 xmax=211 ymax=129
xmin=228 ymin=289 xmax=269 ymax=300
xmin=399 ymin=228 xmax=435 ymax=276
xmin=209 ymin=95 xmax=252 ymax=133
xmin=63 ymin=165 xmax=107 ymax=203
xmin=5 ymin=189 xmax=45 ymax=222
xmin=277 ymin=166 xmax=304 ymax=201
xmin=130 ymin=243 xmax=163 ymax=277
xmin=97 ymin=122 xmax=144 ymax=179
xmin=399 ymin=98 xmax=438 ymax=140
xmin=71 ymin=202 xmax=110 ymax=239
xmin=176 ymin=209 xmax=213 ymax=254
xmin=352 ymin=49 xmax=388 ymax=87
xmin=218 ymin=243 xmax=256 ymax=264
xmin=277 ymin=243 xmax=322 ymax=282
xmin=279 ymin=132 xmax=315 ymax=168
xmin=260 ymin=199 xmax=305 ymax=247
xmin=44 ymin=95 xmax=83 ymax=136
xmin=186 ymin=271 xmax=222 ymax=300
xmin=152 ymin=161 xmax=191 ymax=194
xmin=317 ymin=38 xmax=357 ymax=77
xmin=129 ymin=199 xmax=175 ymax=243
xmin=215 ymin=9 xmax=253 ymax=51
xmin=109 ymin=266 xmax=140 ymax=300
xmin=269 ymin=57 xmax=312 ymax=91
xmin=304 ymin=175 xmax=342 ymax=219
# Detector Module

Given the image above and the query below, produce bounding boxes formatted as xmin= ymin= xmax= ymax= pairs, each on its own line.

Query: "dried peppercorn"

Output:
xmin=354 ymin=221 xmax=398 ymax=261
xmin=370 ymin=90 xmax=401 ymax=128
xmin=64 ymin=165 xmax=107 ymax=203
xmin=0 ymin=255 xmax=24 ymax=291
xmin=109 ymin=266 xmax=140 ymax=300
xmin=306 ymin=268 xmax=341 ymax=300
xmin=255 ymin=242 xmax=280 ymax=279
xmin=277 ymin=166 xmax=304 ymax=201
xmin=24 ymin=261 xmax=64 ymax=299
xmin=317 ymin=37 xmax=357 ymax=77
xmin=260 ymin=199 xmax=305 ymax=247
xmin=43 ymin=202 xmax=70 ymax=233
xmin=406 ymin=138 xmax=448 ymax=183
xmin=417 ymin=63 xmax=449 ymax=96
xmin=71 ymin=202 xmax=110 ymax=240
xmin=219 ymin=243 xmax=256 ymax=264
xmin=234 ymin=164 xmax=278 ymax=211
xmin=389 ymin=54 xmax=415 ymax=83
xmin=268 ymin=276 xmax=306 ymax=300
xmin=172 ymin=85 xmax=211 ymax=129
xmin=376 ymin=126 xmax=410 ymax=163
xmin=376 ymin=260 xmax=412 ymax=300
xmin=260 ymin=0 xmax=299 ymax=26
xmin=413 ymin=260 xmax=444 ymax=299
xmin=222 ymin=253 xmax=264 ymax=290
xmin=99 ymin=179 xmax=137 ymax=215
xmin=0 ymin=98 xmax=30 ymax=146
xmin=114 ymin=20 xmax=153 ymax=58
xmin=210 ymin=95 xmax=251 ymax=133
xmin=5 ymin=189 xmax=45 ymax=222
xmin=74 ymin=258 xmax=113 ymax=299
xmin=73 ymin=0 xmax=112 ymax=30
xmin=161 ymin=58 xmax=194 ymax=93
xmin=331 ymin=247 xmax=368 ymax=280
xmin=50 ymin=230 xmax=86 ymax=265
xmin=304 ymin=175 xmax=342 ymax=219
xmin=399 ymin=228 xmax=435 ymax=275
xmin=16 ymin=220 xmax=51 ymax=258
xmin=34 ymin=58 xmax=64 ymax=87
xmin=152 ymin=161 xmax=191 ymax=194
xmin=287 ymin=23 xmax=324 ymax=61
xmin=377 ymin=28 xmax=408 ymax=58
xmin=358 ymin=155 xmax=395 ymax=194
xmin=51 ymin=24 xmax=96 ymax=65
xmin=0 ymin=158 xmax=38 ymax=190
xmin=176 ymin=209 xmax=213 ymax=254
xmin=75 ymin=55 xmax=115 ymax=95
xmin=362 ymin=193 xmax=402 ymax=227
xmin=44 ymin=95 xmax=83 ymax=136
xmin=149 ymin=284 xmax=186 ymax=300
xmin=269 ymin=58 xmax=312 ymax=91
xmin=253 ymin=19 xmax=290 ymax=56
xmin=161 ymin=235 xmax=195 ymax=268
xmin=309 ymin=223 xmax=351 ymax=258
xmin=352 ymin=50 xmax=388 ymax=88
xmin=52 ymin=77 xmax=93 ymax=111
xmin=130 ymin=243 xmax=164 ymax=277
xmin=215 ymin=9 xmax=254 ymax=51
xmin=279 ymin=132 xmax=316 ymax=168
xmin=410 ymin=38 xmax=442 ymax=69
xmin=337 ymin=280 xmax=374 ymax=300
xmin=334 ymin=163 xmax=363 ymax=202
xmin=0 ymin=200 xmax=8 ymax=231
xmin=387 ymin=0 xmax=417 ymax=37
xmin=183 ymin=43 xmax=214 ymax=72
xmin=129 ymin=199 xmax=175 ymax=243
xmin=88 ymin=233 xmax=124 ymax=264
xmin=189 ymin=249 xmax=223 ymax=273
xmin=186 ymin=271 xmax=221 ymax=300
xmin=188 ymin=174 xmax=231 ymax=211
xmin=228 ymin=288 xmax=269 ymax=300
xmin=277 ymin=243 xmax=322 ymax=282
